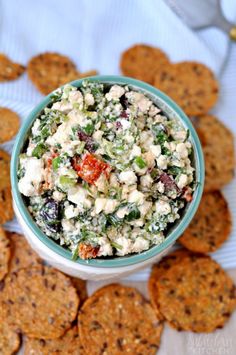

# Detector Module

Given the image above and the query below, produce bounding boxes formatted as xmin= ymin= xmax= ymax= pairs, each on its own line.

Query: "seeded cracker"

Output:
xmin=120 ymin=44 xmax=169 ymax=84
xmin=7 ymin=232 xmax=42 ymax=273
xmin=0 ymin=266 xmax=79 ymax=339
xmin=0 ymin=187 xmax=14 ymax=224
xmin=0 ymin=149 xmax=10 ymax=190
xmin=0 ymin=322 xmax=21 ymax=355
xmin=70 ymin=277 xmax=88 ymax=304
xmin=156 ymin=255 xmax=236 ymax=332
xmin=27 ymin=52 xmax=79 ymax=95
xmin=79 ymin=284 xmax=163 ymax=354
xmin=0 ymin=53 xmax=25 ymax=82
xmin=0 ymin=227 xmax=10 ymax=281
xmin=24 ymin=325 xmax=83 ymax=354
xmin=196 ymin=114 xmax=235 ymax=191
xmin=148 ymin=249 xmax=190 ymax=319
xmin=0 ymin=107 xmax=20 ymax=143
xmin=154 ymin=61 xmax=219 ymax=116
xmin=179 ymin=191 xmax=232 ymax=253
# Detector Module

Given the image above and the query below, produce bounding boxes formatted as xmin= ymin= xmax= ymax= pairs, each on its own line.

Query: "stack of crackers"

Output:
xmin=0 ymin=47 xmax=236 ymax=353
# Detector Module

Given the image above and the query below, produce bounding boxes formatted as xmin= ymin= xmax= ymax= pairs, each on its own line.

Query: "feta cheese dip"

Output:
xmin=18 ymin=81 xmax=195 ymax=260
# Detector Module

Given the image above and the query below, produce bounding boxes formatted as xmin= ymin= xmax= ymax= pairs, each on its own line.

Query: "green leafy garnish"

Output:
xmin=59 ymin=176 xmax=76 ymax=187
xmin=168 ymin=166 xmax=183 ymax=176
xmin=83 ymin=123 xmax=94 ymax=135
xmin=134 ymin=156 xmax=146 ymax=169
xmin=126 ymin=205 xmax=141 ymax=221
xmin=111 ymin=241 xmax=123 ymax=250
xmin=32 ymin=143 xmax=47 ymax=158
xmin=52 ymin=157 xmax=61 ymax=171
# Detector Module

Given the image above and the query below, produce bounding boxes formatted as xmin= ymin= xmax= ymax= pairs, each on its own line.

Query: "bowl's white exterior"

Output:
xmin=13 ymin=199 xmax=174 ymax=281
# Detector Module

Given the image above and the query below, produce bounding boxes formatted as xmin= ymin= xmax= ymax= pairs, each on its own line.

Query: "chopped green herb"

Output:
xmin=32 ymin=143 xmax=47 ymax=158
xmin=52 ymin=157 xmax=61 ymax=171
xmin=134 ymin=156 xmax=146 ymax=169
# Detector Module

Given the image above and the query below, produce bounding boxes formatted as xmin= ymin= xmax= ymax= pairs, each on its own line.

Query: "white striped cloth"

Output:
xmin=0 ymin=0 xmax=235 ymax=281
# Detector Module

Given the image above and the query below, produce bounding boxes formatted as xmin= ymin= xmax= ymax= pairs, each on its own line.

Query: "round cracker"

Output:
xmin=0 ymin=107 xmax=20 ymax=143
xmin=0 ymin=322 xmax=21 ymax=355
xmin=0 ymin=149 xmax=11 ymax=190
xmin=0 ymin=266 xmax=79 ymax=339
xmin=24 ymin=325 xmax=83 ymax=354
xmin=0 ymin=53 xmax=25 ymax=82
xmin=0 ymin=227 xmax=10 ymax=281
xmin=120 ymin=44 xmax=169 ymax=84
xmin=156 ymin=255 xmax=236 ymax=332
xmin=27 ymin=52 xmax=79 ymax=95
xmin=70 ymin=277 xmax=88 ymax=304
xmin=0 ymin=187 xmax=14 ymax=224
xmin=154 ymin=61 xmax=219 ymax=116
xmin=179 ymin=191 xmax=232 ymax=253
xmin=7 ymin=232 xmax=42 ymax=273
xmin=79 ymin=284 xmax=163 ymax=354
xmin=148 ymin=249 xmax=190 ymax=319
xmin=196 ymin=114 xmax=235 ymax=191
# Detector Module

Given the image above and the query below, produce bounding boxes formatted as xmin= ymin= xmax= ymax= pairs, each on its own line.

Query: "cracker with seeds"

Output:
xmin=0 ymin=266 xmax=79 ymax=339
xmin=70 ymin=277 xmax=87 ymax=304
xmin=0 ymin=53 xmax=25 ymax=82
xmin=24 ymin=325 xmax=83 ymax=354
xmin=79 ymin=284 xmax=163 ymax=355
xmin=179 ymin=191 xmax=232 ymax=253
xmin=0 ymin=322 xmax=21 ymax=355
xmin=0 ymin=227 xmax=10 ymax=281
xmin=120 ymin=44 xmax=169 ymax=84
xmin=196 ymin=114 xmax=235 ymax=191
xmin=154 ymin=62 xmax=219 ymax=116
xmin=156 ymin=255 xmax=236 ymax=332
xmin=0 ymin=107 xmax=20 ymax=143
xmin=148 ymin=249 xmax=190 ymax=319
xmin=0 ymin=187 xmax=14 ymax=224
xmin=27 ymin=52 xmax=80 ymax=95
xmin=0 ymin=149 xmax=10 ymax=190
xmin=7 ymin=232 xmax=42 ymax=273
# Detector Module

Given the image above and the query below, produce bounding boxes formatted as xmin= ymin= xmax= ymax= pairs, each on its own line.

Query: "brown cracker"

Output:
xmin=0 ymin=322 xmax=21 ymax=355
xmin=0 ymin=187 xmax=14 ymax=224
xmin=27 ymin=52 xmax=79 ymax=95
xmin=196 ymin=114 xmax=235 ymax=191
xmin=0 ymin=107 xmax=20 ymax=143
xmin=7 ymin=232 xmax=42 ymax=273
xmin=77 ymin=70 xmax=98 ymax=79
xmin=148 ymin=249 xmax=191 ymax=320
xmin=0 ymin=149 xmax=11 ymax=190
xmin=0 ymin=53 xmax=25 ymax=82
xmin=156 ymin=255 xmax=236 ymax=332
xmin=0 ymin=266 xmax=79 ymax=339
xmin=120 ymin=44 xmax=169 ymax=84
xmin=179 ymin=191 xmax=232 ymax=253
xmin=24 ymin=325 xmax=83 ymax=355
xmin=79 ymin=283 xmax=163 ymax=355
xmin=0 ymin=227 xmax=10 ymax=281
xmin=154 ymin=61 xmax=219 ymax=116
xmin=70 ymin=277 xmax=88 ymax=304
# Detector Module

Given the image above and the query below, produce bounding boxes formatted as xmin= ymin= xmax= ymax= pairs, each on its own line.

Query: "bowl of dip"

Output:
xmin=11 ymin=75 xmax=204 ymax=280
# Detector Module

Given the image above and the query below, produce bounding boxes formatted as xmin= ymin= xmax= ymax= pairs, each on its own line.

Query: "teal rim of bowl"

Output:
xmin=11 ymin=75 xmax=204 ymax=268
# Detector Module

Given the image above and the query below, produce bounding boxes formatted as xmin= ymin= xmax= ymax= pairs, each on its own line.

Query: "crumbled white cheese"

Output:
xmin=176 ymin=143 xmax=188 ymax=158
xmin=18 ymin=157 xmax=44 ymax=196
xmin=156 ymin=181 xmax=165 ymax=193
xmin=65 ymin=204 xmax=80 ymax=219
xmin=97 ymin=237 xmax=113 ymax=256
xmin=105 ymin=85 xmax=125 ymax=101
xmin=156 ymin=155 xmax=168 ymax=169
xmin=149 ymin=144 xmax=161 ymax=157
xmin=132 ymin=237 xmax=149 ymax=253
xmin=67 ymin=186 xmax=91 ymax=210
xmin=52 ymin=100 xmax=73 ymax=113
xmin=155 ymin=200 xmax=171 ymax=215
xmin=84 ymin=93 xmax=95 ymax=106
xmin=128 ymin=190 xmax=145 ymax=205
xmin=177 ymin=174 xmax=188 ymax=189
xmin=94 ymin=198 xmax=118 ymax=215
xmin=119 ymin=171 xmax=137 ymax=185
xmin=115 ymin=237 xmax=133 ymax=256
xmin=130 ymin=145 xmax=142 ymax=159
xmin=126 ymin=92 xmax=152 ymax=113
xmin=140 ymin=174 xmax=153 ymax=188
